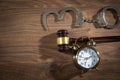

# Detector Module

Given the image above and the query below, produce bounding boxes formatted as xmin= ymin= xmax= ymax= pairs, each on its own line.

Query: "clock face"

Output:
xmin=75 ymin=47 xmax=100 ymax=69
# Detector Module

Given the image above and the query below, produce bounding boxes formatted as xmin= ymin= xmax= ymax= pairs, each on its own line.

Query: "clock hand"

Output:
xmin=79 ymin=56 xmax=86 ymax=59
xmin=88 ymin=56 xmax=92 ymax=59
xmin=85 ymin=56 xmax=92 ymax=60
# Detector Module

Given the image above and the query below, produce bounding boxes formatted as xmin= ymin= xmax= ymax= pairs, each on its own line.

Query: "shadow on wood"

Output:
xmin=39 ymin=33 xmax=88 ymax=80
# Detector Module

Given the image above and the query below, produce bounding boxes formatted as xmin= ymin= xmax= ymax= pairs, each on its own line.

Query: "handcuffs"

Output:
xmin=42 ymin=6 xmax=120 ymax=30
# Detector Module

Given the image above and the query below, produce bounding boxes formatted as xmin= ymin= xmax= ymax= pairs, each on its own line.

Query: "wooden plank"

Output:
xmin=0 ymin=0 xmax=120 ymax=80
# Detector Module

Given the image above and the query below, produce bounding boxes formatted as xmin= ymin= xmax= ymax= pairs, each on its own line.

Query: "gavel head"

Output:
xmin=57 ymin=30 xmax=69 ymax=52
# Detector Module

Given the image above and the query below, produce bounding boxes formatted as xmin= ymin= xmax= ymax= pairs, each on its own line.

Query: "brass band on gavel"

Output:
xmin=57 ymin=30 xmax=69 ymax=51
xmin=57 ymin=37 xmax=69 ymax=45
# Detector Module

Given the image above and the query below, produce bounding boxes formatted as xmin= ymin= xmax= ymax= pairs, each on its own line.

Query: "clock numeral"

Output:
xmin=81 ymin=52 xmax=83 ymax=55
xmin=89 ymin=50 xmax=91 ymax=53
xmin=88 ymin=64 xmax=90 ymax=67
xmin=94 ymin=55 xmax=96 ymax=57
xmin=81 ymin=62 xmax=83 ymax=65
xmin=78 ymin=58 xmax=82 ymax=61
xmin=84 ymin=62 xmax=86 ymax=66
xmin=79 ymin=55 xmax=82 ymax=57
xmin=92 ymin=62 xmax=94 ymax=65
xmin=92 ymin=52 xmax=94 ymax=55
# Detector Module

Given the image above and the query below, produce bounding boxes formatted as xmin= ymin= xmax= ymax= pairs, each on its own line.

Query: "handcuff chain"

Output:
xmin=84 ymin=19 xmax=98 ymax=23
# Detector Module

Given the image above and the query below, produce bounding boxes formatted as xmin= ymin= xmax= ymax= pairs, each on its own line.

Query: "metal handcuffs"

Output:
xmin=41 ymin=6 xmax=120 ymax=30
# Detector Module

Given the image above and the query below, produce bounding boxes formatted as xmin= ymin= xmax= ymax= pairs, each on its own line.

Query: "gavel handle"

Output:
xmin=70 ymin=36 xmax=120 ymax=44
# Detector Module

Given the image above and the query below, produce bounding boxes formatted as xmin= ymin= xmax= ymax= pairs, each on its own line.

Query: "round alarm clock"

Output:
xmin=73 ymin=46 xmax=100 ymax=70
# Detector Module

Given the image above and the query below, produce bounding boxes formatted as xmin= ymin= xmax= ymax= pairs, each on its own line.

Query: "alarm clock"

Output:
xmin=57 ymin=29 xmax=100 ymax=70
xmin=73 ymin=45 xmax=100 ymax=70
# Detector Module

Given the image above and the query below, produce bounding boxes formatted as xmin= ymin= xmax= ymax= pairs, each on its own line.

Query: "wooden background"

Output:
xmin=0 ymin=0 xmax=120 ymax=80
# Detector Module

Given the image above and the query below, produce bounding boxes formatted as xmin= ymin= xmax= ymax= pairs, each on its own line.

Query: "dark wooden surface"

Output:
xmin=0 ymin=0 xmax=120 ymax=80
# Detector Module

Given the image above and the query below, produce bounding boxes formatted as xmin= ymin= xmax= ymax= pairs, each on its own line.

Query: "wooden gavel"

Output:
xmin=57 ymin=30 xmax=120 ymax=52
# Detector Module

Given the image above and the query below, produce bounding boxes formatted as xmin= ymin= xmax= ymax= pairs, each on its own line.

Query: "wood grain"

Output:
xmin=0 ymin=0 xmax=120 ymax=80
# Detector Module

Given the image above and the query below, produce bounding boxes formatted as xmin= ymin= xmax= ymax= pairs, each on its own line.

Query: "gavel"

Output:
xmin=57 ymin=29 xmax=120 ymax=52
